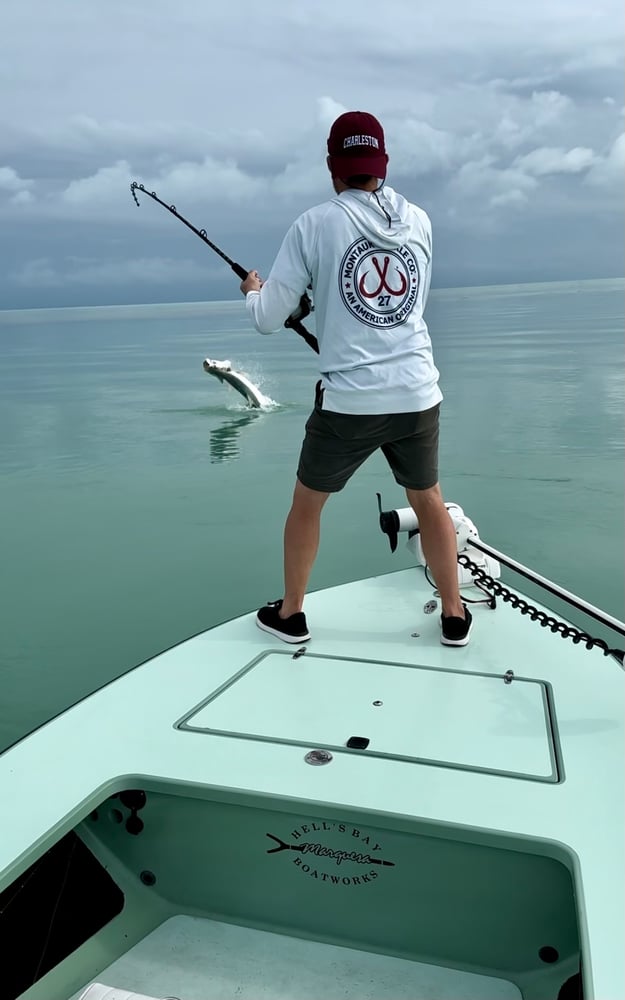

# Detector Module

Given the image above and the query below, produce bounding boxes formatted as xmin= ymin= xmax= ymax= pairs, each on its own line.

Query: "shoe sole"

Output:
xmin=256 ymin=618 xmax=311 ymax=644
xmin=440 ymin=620 xmax=473 ymax=646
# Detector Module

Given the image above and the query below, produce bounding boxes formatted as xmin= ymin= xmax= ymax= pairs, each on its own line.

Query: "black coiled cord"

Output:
xmin=456 ymin=552 xmax=623 ymax=660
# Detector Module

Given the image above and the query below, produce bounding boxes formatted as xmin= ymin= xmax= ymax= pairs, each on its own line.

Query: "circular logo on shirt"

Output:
xmin=339 ymin=239 xmax=420 ymax=328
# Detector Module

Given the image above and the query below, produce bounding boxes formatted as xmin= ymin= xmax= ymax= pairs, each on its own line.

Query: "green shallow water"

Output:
xmin=0 ymin=278 xmax=623 ymax=751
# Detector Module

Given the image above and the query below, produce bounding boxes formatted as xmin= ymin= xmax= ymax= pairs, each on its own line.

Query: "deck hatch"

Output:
xmin=178 ymin=652 xmax=559 ymax=781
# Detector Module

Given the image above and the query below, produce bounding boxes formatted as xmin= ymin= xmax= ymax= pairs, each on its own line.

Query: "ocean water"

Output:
xmin=0 ymin=278 xmax=623 ymax=752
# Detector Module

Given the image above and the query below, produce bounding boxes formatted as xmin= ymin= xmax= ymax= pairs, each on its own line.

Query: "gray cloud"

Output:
xmin=10 ymin=255 xmax=212 ymax=288
xmin=0 ymin=0 xmax=622 ymax=308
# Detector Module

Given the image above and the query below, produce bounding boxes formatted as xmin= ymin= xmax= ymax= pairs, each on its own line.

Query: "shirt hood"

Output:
xmin=333 ymin=185 xmax=412 ymax=248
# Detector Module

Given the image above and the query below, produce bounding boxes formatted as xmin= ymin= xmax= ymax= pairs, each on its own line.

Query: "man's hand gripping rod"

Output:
xmin=130 ymin=182 xmax=319 ymax=354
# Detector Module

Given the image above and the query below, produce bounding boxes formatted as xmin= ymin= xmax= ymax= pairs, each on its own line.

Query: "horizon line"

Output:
xmin=0 ymin=275 xmax=623 ymax=318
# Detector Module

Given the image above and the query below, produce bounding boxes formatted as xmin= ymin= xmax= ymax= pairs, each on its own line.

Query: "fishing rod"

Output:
xmin=130 ymin=182 xmax=319 ymax=354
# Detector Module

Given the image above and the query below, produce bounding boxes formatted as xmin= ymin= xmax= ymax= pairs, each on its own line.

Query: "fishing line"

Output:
xmin=130 ymin=182 xmax=319 ymax=354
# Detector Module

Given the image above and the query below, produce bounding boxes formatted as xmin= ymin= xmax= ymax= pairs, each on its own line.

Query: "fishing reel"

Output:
xmin=284 ymin=288 xmax=314 ymax=328
xmin=376 ymin=494 xmax=501 ymax=585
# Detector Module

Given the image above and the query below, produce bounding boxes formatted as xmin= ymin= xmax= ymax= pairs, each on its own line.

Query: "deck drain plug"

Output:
xmin=304 ymin=749 xmax=333 ymax=766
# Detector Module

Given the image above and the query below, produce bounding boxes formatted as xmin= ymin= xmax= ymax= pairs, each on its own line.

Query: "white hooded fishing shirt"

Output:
xmin=245 ymin=186 xmax=442 ymax=414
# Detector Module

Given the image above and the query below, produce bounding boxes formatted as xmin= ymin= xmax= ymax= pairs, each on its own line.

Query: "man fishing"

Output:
xmin=241 ymin=110 xmax=472 ymax=647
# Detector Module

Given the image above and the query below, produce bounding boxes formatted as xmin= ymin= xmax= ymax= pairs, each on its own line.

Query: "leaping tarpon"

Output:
xmin=202 ymin=359 xmax=272 ymax=409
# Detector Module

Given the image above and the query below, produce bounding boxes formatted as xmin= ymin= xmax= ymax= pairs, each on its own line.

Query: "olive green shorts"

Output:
xmin=297 ymin=399 xmax=440 ymax=494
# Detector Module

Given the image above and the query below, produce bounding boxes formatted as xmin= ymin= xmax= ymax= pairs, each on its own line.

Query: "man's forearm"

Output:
xmin=245 ymin=278 xmax=303 ymax=335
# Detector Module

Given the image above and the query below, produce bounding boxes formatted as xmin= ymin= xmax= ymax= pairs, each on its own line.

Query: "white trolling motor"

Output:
xmin=376 ymin=496 xmax=501 ymax=586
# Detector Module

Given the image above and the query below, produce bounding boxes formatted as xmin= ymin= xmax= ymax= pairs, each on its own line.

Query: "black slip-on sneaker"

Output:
xmin=440 ymin=605 xmax=473 ymax=646
xmin=256 ymin=599 xmax=311 ymax=644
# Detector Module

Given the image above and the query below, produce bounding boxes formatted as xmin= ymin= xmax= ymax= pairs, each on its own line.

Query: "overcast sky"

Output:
xmin=0 ymin=0 xmax=623 ymax=309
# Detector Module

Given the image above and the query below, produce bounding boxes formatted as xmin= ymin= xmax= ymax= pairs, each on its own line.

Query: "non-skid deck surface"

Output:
xmin=78 ymin=914 xmax=521 ymax=999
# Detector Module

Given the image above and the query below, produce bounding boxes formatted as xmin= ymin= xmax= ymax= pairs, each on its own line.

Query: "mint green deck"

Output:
xmin=1 ymin=566 xmax=623 ymax=1000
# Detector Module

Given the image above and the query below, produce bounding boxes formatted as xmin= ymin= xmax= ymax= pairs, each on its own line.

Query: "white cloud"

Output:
xmin=317 ymin=97 xmax=347 ymax=130
xmin=563 ymin=43 xmax=623 ymax=73
xmin=585 ymin=132 xmax=625 ymax=186
xmin=61 ymin=160 xmax=134 ymax=206
xmin=52 ymin=156 xmax=267 ymax=222
xmin=450 ymin=155 xmax=538 ymax=206
xmin=490 ymin=189 xmax=529 ymax=208
xmin=389 ymin=119 xmax=459 ymax=176
xmin=514 ymin=146 xmax=596 ymax=176
xmin=487 ymin=90 xmax=575 ymax=153
xmin=0 ymin=166 xmax=33 ymax=193
xmin=11 ymin=189 xmax=34 ymax=205
xmin=72 ymin=159 xmax=261 ymax=205
xmin=493 ymin=114 xmax=527 ymax=151
xmin=530 ymin=91 xmax=572 ymax=127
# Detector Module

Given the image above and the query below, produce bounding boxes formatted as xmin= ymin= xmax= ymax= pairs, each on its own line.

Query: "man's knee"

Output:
xmin=406 ymin=482 xmax=443 ymax=515
xmin=292 ymin=479 xmax=331 ymax=514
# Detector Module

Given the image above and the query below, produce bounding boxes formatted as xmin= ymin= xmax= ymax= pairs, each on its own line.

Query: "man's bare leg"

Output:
xmin=280 ymin=479 xmax=330 ymax=618
xmin=406 ymin=483 xmax=465 ymax=619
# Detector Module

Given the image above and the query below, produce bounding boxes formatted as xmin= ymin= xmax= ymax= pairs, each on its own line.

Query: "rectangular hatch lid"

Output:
xmin=178 ymin=652 xmax=558 ymax=781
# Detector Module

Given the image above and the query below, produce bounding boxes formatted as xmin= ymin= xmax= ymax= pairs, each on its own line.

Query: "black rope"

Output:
xmin=0 ymin=855 xmax=45 ymax=917
xmin=130 ymin=182 xmax=319 ymax=354
xmin=373 ymin=189 xmax=393 ymax=228
xmin=31 ymin=836 xmax=78 ymax=983
xmin=457 ymin=552 xmax=624 ymax=660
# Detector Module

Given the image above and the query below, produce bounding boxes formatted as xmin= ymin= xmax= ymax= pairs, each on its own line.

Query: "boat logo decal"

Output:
xmin=266 ymin=821 xmax=395 ymax=886
xmin=339 ymin=238 xmax=420 ymax=329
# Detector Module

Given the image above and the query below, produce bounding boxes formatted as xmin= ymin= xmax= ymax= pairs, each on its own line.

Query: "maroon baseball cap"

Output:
xmin=327 ymin=111 xmax=388 ymax=181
